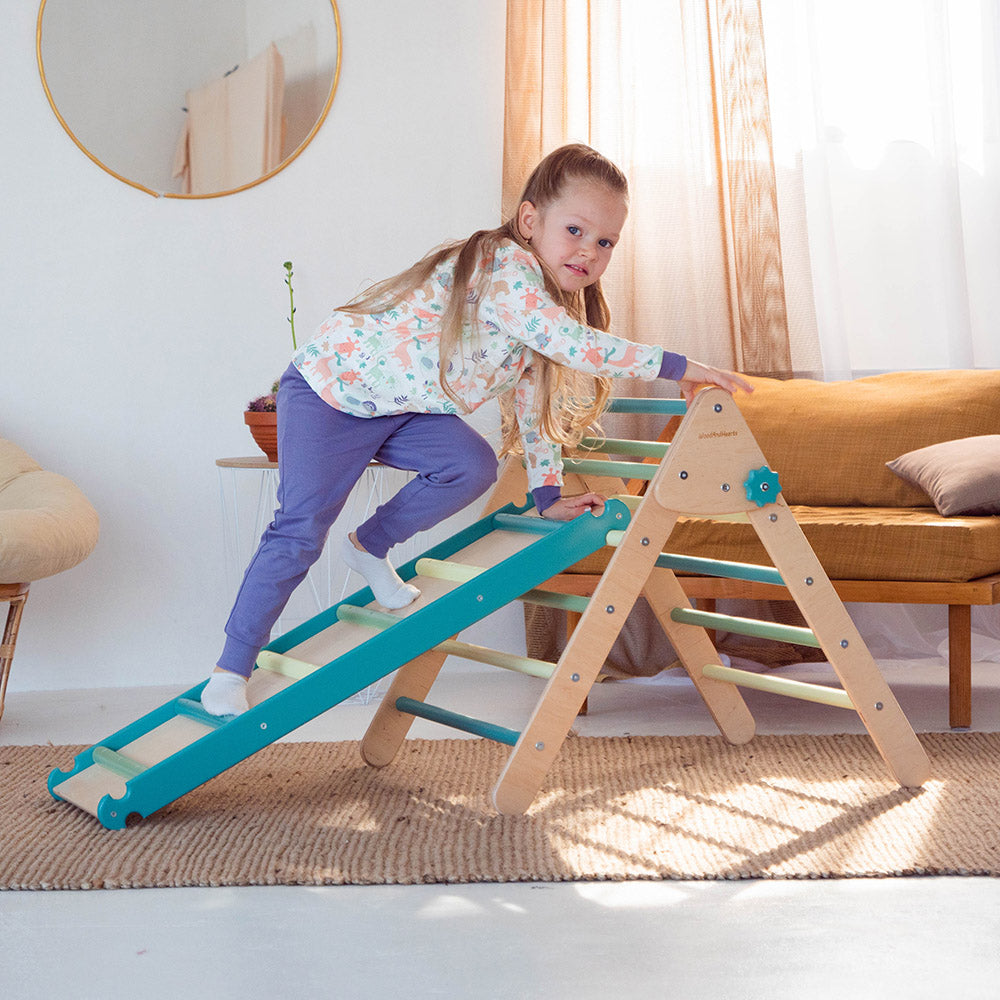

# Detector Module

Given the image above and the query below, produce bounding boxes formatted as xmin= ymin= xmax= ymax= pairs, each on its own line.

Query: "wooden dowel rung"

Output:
xmin=671 ymin=607 xmax=822 ymax=647
xmin=395 ymin=696 xmax=521 ymax=746
xmin=92 ymin=745 xmax=147 ymax=781
xmin=175 ymin=697 xmax=229 ymax=729
xmin=578 ymin=437 xmax=669 ymax=459
xmin=563 ymin=458 xmax=657 ymax=480
xmin=336 ymin=604 xmax=556 ymax=678
xmin=605 ymin=398 xmax=687 ymax=415
xmin=256 ymin=649 xmax=320 ymax=680
xmin=702 ymin=663 xmax=854 ymax=709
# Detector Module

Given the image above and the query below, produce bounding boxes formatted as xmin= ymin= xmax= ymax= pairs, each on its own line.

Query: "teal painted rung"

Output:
xmin=655 ymin=553 xmax=785 ymax=586
xmin=175 ymin=698 xmax=230 ymax=729
xmin=579 ymin=437 xmax=669 ymax=459
xmin=563 ymin=458 xmax=657 ymax=480
xmin=606 ymin=398 xmax=687 ymax=415
xmin=395 ymin=696 xmax=521 ymax=746
xmin=492 ymin=512 xmax=562 ymax=533
xmin=670 ymin=607 xmax=822 ymax=648
xmin=92 ymin=745 xmax=147 ymax=781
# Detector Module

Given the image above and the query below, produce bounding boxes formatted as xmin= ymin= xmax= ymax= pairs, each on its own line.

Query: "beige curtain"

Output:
xmin=504 ymin=0 xmax=820 ymax=379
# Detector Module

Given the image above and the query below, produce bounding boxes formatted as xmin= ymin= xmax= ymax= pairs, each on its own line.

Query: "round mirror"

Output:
xmin=36 ymin=0 xmax=341 ymax=199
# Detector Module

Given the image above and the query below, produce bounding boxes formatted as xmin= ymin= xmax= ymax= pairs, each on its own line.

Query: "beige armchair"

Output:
xmin=0 ymin=438 xmax=99 ymax=721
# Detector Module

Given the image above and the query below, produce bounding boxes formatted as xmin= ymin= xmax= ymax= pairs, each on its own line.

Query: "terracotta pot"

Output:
xmin=244 ymin=410 xmax=278 ymax=462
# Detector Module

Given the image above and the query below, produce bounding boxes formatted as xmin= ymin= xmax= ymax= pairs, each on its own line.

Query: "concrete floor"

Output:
xmin=3 ymin=657 xmax=1000 ymax=999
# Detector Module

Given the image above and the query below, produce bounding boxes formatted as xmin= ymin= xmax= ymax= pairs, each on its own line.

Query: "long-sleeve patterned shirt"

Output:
xmin=293 ymin=240 xmax=682 ymax=490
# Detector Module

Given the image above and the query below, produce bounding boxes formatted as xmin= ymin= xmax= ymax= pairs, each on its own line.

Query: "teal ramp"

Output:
xmin=48 ymin=499 xmax=629 ymax=829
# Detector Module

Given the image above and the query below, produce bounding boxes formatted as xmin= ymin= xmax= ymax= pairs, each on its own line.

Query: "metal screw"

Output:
xmin=534 ymin=741 xmax=545 ymax=751
xmin=721 ymin=483 xmax=731 ymax=492
xmin=477 ymin=595 xmax=484 ymax=602
xmin=875 ymin=702 xmax=884 ymax=711
xmin=260 ymin=722 xmax=268 ymax=730
xmin=641 ymin=537 xmax=650 ymax=546
xmin=769 ymin=513 xmax=778 ymax=522
xmin=680 ymin=470 xmax=688 ymax=479
xmin=606 ymin=605 xmax=615 ymax=614
xmin=571 ymin=673 xmax=580 ymax=683
xmin=714 ymin=403 xmax=723 ymax=412
xmin=615 ymin=512 xmax=623 ymax=520
xmin=805 ymin=577 xmax=814 ymax=586
xmin=760 ymin=482 xmax=770 ymax=492
xmin=840 ymin=639 xmax=849 ymax=648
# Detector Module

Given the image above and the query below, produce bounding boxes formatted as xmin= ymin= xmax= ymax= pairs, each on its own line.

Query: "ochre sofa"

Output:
xmin=491 ymin=369 xmax=1000 ymax=728
xmin=0 ymin=438 xmax=99 ymax=721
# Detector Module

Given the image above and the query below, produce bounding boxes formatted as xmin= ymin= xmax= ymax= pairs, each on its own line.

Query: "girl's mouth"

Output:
xmin=566 ymin=263 xmax=589 ymax=277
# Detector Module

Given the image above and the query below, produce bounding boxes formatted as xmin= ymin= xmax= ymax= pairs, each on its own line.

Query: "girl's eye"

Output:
xmin=599 ymin=239 xmax=614 ymax=249
xmin=567 ymin=225 xmax=580 ymax=236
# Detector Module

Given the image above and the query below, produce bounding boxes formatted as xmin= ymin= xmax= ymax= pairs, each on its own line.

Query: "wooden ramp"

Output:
xmin=50 ymin=391 xmax=929 ymax=829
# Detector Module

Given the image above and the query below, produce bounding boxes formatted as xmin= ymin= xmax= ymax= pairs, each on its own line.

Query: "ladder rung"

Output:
xmin=394 ymin=696 xmax=521 ymax=746
xmin=92 ymin=745 xmax=147 ymax=781
xmin=256 ymin=650 xmax=320 ymax=679
xmin=578 ymin=437 xmax=669 ymax=459
xmin=563 ymin=458 xmax=658 ymax=480
xmin=605 ymin=398 xmax=687 ymax=415
xmin=336 ymin=605 xmax=556 ymax=679
xmin=670 ymin=607 xmax=822 ymax=647
xmin=492 ymin=512 xmax=562 ymax=534
xmin=413 ymin=558 xmax=591 ymax=614
xmin=175 ymin=697 xmax=230 ymax=729
xmin=655 ymin=553 xmax=785 ymax=586
xmin=702 ymin=662 xmax=854 ymax=709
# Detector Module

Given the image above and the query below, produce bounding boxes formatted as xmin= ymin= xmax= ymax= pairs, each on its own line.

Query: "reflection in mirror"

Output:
xmin=36 ymin=0 xmax=341 ymax=198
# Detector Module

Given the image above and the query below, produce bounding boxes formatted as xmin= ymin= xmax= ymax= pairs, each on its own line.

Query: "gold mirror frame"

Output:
xmin=36 ymin=0 xmax=342 ymax=200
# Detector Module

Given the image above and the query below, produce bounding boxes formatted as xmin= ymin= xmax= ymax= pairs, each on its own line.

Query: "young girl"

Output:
xmin=202 ymin=143 xmax=753 ymax=716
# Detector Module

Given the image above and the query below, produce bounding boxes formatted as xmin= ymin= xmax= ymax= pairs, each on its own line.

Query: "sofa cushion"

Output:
xmin=663 ymin=506 xmax=1000 ymax=584
xmin=886 ymin=435 xmax=1000 ymax=516
xmin=735 ymin=370 xmax=1000 ymax=507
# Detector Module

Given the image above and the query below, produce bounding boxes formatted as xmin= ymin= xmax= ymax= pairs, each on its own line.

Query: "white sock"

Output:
xmin=201 ymin=671 xmax=249 ymax=717
xmin=342 ymin=535 xmax=420 ymax=610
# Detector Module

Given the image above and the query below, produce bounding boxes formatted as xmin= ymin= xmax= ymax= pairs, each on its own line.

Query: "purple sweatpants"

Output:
xmin=218 ymin=364 xmax=498 ymax=677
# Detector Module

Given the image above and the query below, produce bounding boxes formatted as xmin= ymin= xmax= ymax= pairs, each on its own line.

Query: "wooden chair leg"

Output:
xmin=948 ymin=604 xmax=972 ymax=729
xmin=0 ymin=584 xmax=30 ymax=724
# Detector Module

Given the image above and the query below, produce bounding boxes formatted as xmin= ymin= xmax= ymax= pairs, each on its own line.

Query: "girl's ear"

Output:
xmin=517 ymin=200 xmax=539 ymax=241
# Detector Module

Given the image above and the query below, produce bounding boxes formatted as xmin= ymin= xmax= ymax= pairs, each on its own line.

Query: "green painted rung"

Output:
xmin=92 ymin=745 xmax=146 ymax=781
xmin=492 ymin=512 xmax=562 ymax=534
xmin=578 ymin=437 xmax=669 ymax=459
xmin=563 ymin=458 xmax=657 ymax=480
xmin=337 ymin=604 xmax=556 ymax=678
xmin=606 ymin=398 xmax=687 ymax=415
xmin=654 ymin=553 xmax=785 ymax=586
xmin=670 ymin=607 xmax=822 ymax=648
xmin=395 ymin=696 xmax=521 ymax=746
xmin=175 ymin=698 xmax=230 ymax=729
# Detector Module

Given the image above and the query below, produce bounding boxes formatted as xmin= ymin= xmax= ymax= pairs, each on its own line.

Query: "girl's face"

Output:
xmin=517 ymin=178 xmax=627 ymax=293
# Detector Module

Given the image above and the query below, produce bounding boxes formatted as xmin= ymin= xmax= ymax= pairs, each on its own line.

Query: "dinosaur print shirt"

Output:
xmin=293 ymin=240 xmax=680 ymax=490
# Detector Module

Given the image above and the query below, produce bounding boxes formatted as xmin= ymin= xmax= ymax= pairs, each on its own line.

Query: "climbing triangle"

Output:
xmin=49 ymin=389 xmax=929 ymax=830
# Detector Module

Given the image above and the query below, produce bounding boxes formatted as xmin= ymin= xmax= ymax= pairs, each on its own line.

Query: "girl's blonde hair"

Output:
xmin=341 ymin=143 xmax=628 ymax=457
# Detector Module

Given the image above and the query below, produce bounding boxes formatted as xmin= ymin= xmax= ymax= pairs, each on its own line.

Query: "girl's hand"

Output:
xmin=540 ymin=493 xmax=606 ymax=520
xmin=677 ymin=361 xmax=755 ymax=404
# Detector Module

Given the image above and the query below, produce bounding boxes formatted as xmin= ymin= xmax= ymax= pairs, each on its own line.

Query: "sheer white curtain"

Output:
xmin=762 ymin=0 xmax=1000 ymax=378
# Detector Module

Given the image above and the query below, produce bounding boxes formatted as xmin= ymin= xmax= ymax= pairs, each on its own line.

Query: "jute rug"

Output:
xmin=2 ymin=733 xmax=998 ymax=890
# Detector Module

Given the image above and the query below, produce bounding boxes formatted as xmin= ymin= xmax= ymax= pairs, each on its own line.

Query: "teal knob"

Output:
xmin=743 ymin=466 xmax=782 ymax=507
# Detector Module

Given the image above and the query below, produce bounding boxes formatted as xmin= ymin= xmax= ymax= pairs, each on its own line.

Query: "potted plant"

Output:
xmin=244 ymin=261 xmax=297 ymax=462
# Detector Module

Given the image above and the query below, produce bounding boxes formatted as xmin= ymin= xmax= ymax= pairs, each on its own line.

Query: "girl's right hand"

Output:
xmin=677 ymin=361 xmax=754 ymax=404
xmin=540 ymin=493 xmax=606 ymax=520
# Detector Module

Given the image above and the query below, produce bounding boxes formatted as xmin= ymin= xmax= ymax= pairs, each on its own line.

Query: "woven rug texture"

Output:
xmin=2 ymin=733 xmax=998 ymax=890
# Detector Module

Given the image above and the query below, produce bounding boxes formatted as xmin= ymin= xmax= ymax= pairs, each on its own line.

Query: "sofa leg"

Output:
xmin=0 ymin=583 xmax=30 ymax=724
xmin=948 ymin=604 xmax=972 ymax=729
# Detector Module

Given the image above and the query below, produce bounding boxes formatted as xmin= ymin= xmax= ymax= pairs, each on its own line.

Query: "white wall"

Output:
xmin=3 ymin=0 xmax=509 ymax=692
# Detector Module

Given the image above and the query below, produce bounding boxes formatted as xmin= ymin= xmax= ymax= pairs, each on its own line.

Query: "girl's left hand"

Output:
xmin=677 ymin=361 xmax=755 ymax=404
xmin=540 ymin=493 xmax=606 ymax=520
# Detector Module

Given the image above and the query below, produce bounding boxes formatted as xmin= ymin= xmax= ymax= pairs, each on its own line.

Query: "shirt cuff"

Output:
xmin=658 ymin=350 xmax=688 ymax=381
xmin=532 ymin=486 xmax=562 ymax=514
